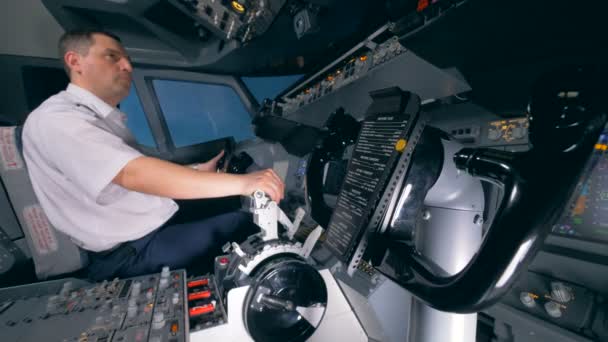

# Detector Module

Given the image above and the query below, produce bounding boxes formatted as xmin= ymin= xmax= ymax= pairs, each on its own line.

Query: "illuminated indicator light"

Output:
xmin=596 ymin=144 xmax=603 ymax=150
xmin=395 ymin=139 xmax=407 ymax=152
xmin=573 ymin=196 xmax=587 ymax=216
xmin=219 ymin=257 xmax=230 ymax=265
xmin=336 ymin=70 xmax=341 ymax=74
xmin=171 ymin=322 xmax=179 ymax=335
xmin=188 ymin=291 xmax=211 ymax=301
xmin=189 ymin=304 xmax=215 ymax=317
xmin=327 ymin=75 xmax=334 ymax=81
xmin=359 ymin=55 xmax=368 ymax=62
xmin=603 ymin=145 xmax=608 ymax=151
xmin=187 ymin=279 xmax=209 ymax=288
xmin=417 ymin=0 xmax=429 ymax=12
xmin=231 ymin=1 xmax=246 ymax=13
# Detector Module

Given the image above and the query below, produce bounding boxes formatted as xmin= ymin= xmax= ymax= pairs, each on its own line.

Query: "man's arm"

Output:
xmin=112 ymin=156 xmax=284 ymax=202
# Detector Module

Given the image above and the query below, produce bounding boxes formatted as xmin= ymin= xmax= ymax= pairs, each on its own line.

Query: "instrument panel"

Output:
xmin=279 ymin=33 xmax=407 ymax=115
xmin=487 ymin=118 xmax=529 ymax=143
xmin=0 ymin=268 xmax=189 ymax=342
xmin=552 ymin=131 xmax=608 ymax=244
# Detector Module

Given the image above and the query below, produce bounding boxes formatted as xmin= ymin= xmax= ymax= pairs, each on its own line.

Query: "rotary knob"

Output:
xmin=131 ymin=281 xmax=142 ymax=297
xmin=488 ymin=128 xmax=502 ymax=141
xmin=519 ymin=292 xmax=536 ymax=308
xmin=159 ymin=277 xmax=169 ymax=290
xmin=551 ymin=282 xmax=574 ymax=303
xmin=161 ymin=266 xmax=170 ymax=279
xmin=511 ymin=127 xmax=522 ymax=139
xmin=60 ymin=282 xmax=73 ymax=298
xmin=544 ymin=301 xmax=562 ymax=318
xmin=152 ymin=312 xmax=165 ymax=330
xmin=511 ymin=126 xmax=527 ymax=140
xmin=127 ymin=299 xmax=138 ymax=318
xmin=46 ymin=295 xmax=59 ymax=312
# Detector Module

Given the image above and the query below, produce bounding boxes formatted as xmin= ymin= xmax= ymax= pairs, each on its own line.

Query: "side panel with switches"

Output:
xmin=186 ymin=275 xmax=228 ymax=332
xmin=0 ymin=267 xmax=188 ymax=342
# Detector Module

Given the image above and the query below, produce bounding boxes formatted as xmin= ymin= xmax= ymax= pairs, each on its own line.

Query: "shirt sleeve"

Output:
xmin=34 ymin=113 xmax=143 ymax=202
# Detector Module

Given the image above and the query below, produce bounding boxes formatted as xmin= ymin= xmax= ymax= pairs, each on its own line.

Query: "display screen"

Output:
xmin=552 ymin=131 xmax=608 ymax=243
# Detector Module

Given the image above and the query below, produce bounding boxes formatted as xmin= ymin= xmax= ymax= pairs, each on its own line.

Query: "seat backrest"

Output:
xmin=0 ymin=126 xmax=87 ymax=279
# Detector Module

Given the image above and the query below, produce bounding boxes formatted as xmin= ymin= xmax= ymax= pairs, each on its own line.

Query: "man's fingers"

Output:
xmin=212 ymin=150 xmax=225 ymax=161
xmin=243 ymin=168 xmax=285 ymax=202
xmin=270 ymin=169 xmax=283 ymax=185
xmin=259 ymin=180 xmax=279 ymax=202
xmin=266 ymin=169 xmax=285 ymax=201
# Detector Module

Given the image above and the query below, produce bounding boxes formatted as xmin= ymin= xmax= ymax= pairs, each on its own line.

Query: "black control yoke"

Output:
xmin=394 ymin=66 xmax=606 ymax=312
xmin=306 ymin=108 xmax=361 ymax=228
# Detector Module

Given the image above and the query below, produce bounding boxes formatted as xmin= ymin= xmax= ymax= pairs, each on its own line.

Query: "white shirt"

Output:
xmin=23 ymin=84 xmax=178 ymax=252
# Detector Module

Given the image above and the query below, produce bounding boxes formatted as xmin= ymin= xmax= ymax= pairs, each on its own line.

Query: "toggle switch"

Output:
xmin=187 ymin=279 xmax=209 ymax=288
xmin=188 ymin=291 xmax=211 ymax=301
xmin=189 ymin=303 xmax=215 ymax=317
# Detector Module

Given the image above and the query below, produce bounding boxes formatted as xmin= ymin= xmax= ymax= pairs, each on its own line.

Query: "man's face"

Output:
xmin=72 ymin=34 xmax=133 ymax=104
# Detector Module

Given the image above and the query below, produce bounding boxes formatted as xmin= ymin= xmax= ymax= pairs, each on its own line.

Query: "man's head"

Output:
xmin=59 ymin=29 xmax=132 ymax=106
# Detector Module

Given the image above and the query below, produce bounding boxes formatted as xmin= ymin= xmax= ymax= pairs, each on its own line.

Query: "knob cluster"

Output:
xmin=550 ymin=282 xmax=574 ymax=303
xmin=519 ymin=282 xmax=574 ymax=319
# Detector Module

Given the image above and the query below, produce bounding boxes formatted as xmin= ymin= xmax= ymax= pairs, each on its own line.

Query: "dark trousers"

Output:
xmin=86 ymin=211 xmax=257 ymax=281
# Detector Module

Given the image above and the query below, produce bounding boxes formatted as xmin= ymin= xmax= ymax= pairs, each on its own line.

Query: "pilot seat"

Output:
xmin=0 ymin=125 xmax=88 ymax=281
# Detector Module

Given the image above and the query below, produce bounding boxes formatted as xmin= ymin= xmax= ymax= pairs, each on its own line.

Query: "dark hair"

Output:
xmin=58 ymin=29 xmax=122 ymax=77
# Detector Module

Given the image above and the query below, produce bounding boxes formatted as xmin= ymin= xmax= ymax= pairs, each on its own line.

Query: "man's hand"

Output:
xmin=240 ymin=169 xmax=285 ymax=202
xmin=192 ymin=150 xmax=225 ymax=172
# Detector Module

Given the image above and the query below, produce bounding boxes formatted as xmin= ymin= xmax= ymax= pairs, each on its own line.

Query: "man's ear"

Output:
xmin=64 ymin=51 xmax=82 ymax=75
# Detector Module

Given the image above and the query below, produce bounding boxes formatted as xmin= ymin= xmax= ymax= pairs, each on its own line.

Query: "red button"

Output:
xmin=219 ymin=257 xmax=229 ymax=265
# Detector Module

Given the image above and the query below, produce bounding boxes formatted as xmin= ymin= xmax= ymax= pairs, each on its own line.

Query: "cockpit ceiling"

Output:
xmin=41 ymin=0 xmax=391 ymax=76
xmin=41 ymin=0 xmax=608 ymax=114
xmin=403 ymin=0 xmax=608 ymax=115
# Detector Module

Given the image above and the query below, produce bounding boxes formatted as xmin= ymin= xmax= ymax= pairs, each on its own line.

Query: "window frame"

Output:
xmin=131 ymin=68 xmax=259 ymax=159
xmin=240 ymin=74 xmax=306 ymax=104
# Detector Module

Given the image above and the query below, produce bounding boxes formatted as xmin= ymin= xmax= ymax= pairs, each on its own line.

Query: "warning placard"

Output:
xmin=23 ymin=205 xmax=58 ymax=255
xmin=0 ymin=127 xmax=24 ymax=171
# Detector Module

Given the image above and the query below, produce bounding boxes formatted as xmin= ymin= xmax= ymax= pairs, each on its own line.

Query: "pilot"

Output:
xmin=22 ymin=29 xmax=285 ymax=281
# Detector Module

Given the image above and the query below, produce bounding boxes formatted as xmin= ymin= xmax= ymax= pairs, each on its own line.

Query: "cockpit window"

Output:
xmin=241 ymin=74 xmax=304 ymax=103
xmin=152 ymin=79 xmax=254 ymax=148
xmin=120 ymin=84 xmax=157 ymax=148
